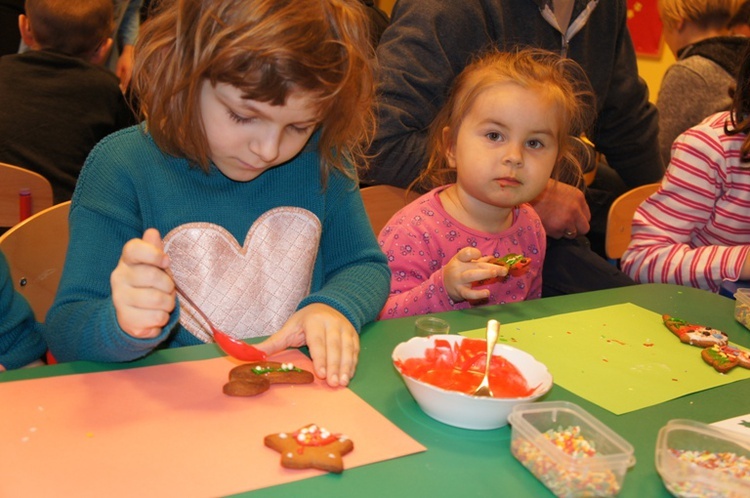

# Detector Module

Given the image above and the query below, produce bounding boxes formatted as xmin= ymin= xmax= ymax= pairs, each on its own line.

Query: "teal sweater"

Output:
xmin=45 ymin=126 xmax=390 ymax=362
xmin=0 ymin=251 xmax=46 ymax=369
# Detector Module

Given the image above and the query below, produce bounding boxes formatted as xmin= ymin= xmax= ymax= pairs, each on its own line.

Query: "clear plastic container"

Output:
xmin=508 ymin=401 xmax=635 ymax=498
xmin=734 ymin=288 xmax=750 ymax=330
xmin=655 ymin=419 xmax=750 ymax=498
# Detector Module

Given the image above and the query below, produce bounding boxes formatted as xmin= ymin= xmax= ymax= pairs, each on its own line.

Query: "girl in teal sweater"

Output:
xmin=45 ymin=0 xmax=389 ymax=387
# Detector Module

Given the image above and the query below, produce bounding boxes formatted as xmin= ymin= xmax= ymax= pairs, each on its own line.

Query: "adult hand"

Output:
xmin=256 ymin=303 xmax=359 ymax=388
xmin=111 ymin=228 xmax=175 ymax=338
xmin=116 ymin=45 xmax=135 ymax=92
xmin=443 ymin=247 xmax=508 ymax=302
xmin=531 ymin=179 xmax=591 ymax=239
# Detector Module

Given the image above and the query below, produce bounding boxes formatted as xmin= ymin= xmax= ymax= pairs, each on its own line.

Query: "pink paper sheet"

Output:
xmin=0 ymin=351 xmax=425 ymax=497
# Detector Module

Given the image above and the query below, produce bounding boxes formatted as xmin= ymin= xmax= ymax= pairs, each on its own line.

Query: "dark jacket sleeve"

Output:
xmin=588 ymin=4 xmax=665 ymax=187
xmin=365 ymin=0 xmax=491 ymax=188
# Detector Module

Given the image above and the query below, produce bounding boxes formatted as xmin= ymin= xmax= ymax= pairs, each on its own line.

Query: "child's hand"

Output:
xmin=443 ymin=247 xmax=508 ymax=302
xmin=111 ymin=228 xmax=176 ymax=339
xmin=255 ymin=303 xmax=359 ymax=388
xmin=741 ymin=251 xmax=750 ymax=280
xmin=532 ymin=179 xmax=591 ymax=239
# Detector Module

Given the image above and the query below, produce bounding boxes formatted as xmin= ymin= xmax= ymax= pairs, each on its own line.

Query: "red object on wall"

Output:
xmin=627 ymin=0 xmax=663 ymax=57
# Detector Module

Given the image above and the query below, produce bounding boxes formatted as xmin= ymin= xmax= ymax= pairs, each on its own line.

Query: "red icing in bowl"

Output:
xmin=394 ymin=338 xmax=536 ymax=398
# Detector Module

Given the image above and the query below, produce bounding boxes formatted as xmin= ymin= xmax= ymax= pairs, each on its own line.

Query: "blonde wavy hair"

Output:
xmin=413 ymin=48 xmax=595 ymax=192
xmin=132 ymin=0 xmax=375 ymax=181
xmin=657 ymin=0 xmax=743 ymax=29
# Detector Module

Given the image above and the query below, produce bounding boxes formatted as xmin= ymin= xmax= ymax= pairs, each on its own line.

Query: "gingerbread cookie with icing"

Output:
xmin=662 ymin=314 xmax=729 ymax=348
xmin=223 ymin=361 xmax=314 ymax=397
xmin=702 ymin=344 xmax=750 ymax=373
xmin=264 ymin=423 xmax=353 ymax=473
xmin=474 ymin=253 xmax=531 ymax=286
xmin=230 ymin=361 xmax=314 ymax=385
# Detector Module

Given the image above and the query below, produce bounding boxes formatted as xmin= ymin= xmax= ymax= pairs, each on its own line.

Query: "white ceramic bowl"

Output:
xmin=392 ymin=334 xmax=553 ymax=430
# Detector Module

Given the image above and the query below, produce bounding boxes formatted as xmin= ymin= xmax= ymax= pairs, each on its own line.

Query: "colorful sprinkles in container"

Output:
xmin=663 ymin=449 xmax=750 ymax=498
xmin=511 ymin=425 xmax=622 ymax=498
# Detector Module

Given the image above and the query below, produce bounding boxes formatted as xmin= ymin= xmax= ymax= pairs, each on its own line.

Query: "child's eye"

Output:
xmin=288 ymin=124 xmax=314 ymax=135
xmin=486 ymin=132 xmax=503 ymax=141
xmin=227 ymin=109 xmax=253 ymax=124
xmin=526 ymin=139 xmax=544 ymax=149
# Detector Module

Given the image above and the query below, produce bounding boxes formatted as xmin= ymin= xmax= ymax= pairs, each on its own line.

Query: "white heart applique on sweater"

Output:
xmin=163 ymin=207 xmax=321 ymax=342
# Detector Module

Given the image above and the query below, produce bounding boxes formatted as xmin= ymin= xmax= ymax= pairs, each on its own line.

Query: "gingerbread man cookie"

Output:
xmin=230 ymin=361 xmax=315 ymax=385
xmin=702 ymin=344 xmax=750 ymax=373
xmin=223 ymin=362 xmax=314 ymax=397
xmin=264 ymin=423 xmax=354 ymax=473
xmin=662 ymin=314 xmax=729 ymax=348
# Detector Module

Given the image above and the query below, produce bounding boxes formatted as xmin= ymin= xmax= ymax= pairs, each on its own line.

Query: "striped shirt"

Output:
xmin=621 ymin=111 xmax=750 ymax=292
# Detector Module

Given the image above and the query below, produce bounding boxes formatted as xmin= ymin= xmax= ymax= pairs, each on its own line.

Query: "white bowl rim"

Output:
xmin=392 ymin=334 xmax=553 ymax=401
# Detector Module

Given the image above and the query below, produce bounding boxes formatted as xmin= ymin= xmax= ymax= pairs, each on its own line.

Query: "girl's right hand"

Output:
xmin=111 ymin=228 xmax=176 ymax=339
xmin=443 ymin=247 xmax=507 ymax=302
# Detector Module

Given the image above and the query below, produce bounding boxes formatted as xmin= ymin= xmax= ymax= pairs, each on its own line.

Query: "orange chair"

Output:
xmin=361 ymin=185 xmax=421 ymax=236
xmin=0 ymin=201 xmax=70 ymax=322
xmin=0 ymin=162 xmax=54 ymax=227
xmin=605 ymin=183 xmax=660 ymax=262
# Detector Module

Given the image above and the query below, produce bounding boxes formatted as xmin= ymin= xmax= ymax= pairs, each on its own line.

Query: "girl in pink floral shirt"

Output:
xmin=377 ymin=49 xmax=594 ymax=319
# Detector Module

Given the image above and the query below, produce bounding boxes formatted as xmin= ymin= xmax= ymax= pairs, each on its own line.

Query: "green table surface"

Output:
xmin=3 ymin=283 xmax=749 ymax=497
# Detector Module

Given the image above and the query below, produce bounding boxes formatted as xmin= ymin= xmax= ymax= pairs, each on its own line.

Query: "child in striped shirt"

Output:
xmin=621 ymin=45 xmax=750 ymax=292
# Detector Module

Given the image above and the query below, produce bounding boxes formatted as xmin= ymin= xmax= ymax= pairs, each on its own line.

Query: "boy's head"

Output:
xmin=657 ymin=0 xmax=742 ymax=30
xmin=20 ymin=0 xmax=113 ymax=62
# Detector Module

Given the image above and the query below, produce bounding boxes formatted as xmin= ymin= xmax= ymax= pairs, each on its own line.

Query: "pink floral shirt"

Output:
xmin=377 ymin=185 xmax=545 ymax=319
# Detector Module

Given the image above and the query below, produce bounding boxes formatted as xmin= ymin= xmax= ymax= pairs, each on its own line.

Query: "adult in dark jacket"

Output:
xmin=365 ymin=0 xmax=665 ymax=295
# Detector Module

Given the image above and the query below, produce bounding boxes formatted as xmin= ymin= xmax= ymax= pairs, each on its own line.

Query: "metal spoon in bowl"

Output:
xmin=174 ymin=283 xmax=267 ymax=362
xmin=473 ymin=319 xmax=500 ymax=397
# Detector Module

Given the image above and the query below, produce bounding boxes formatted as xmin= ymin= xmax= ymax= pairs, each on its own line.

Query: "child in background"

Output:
xmin=378 ymin=49 xmax=593 ymax=319
xmin=621 ymin=46 xmax=750 ymax=293
xmin=0 ymin=250 xmax=46 ymax=371
xmin=45 ymin=0 xmax=390 ymax=387
xmin=0 ymin=0 xmax=137 ymax=203
xmin=656 ymin=0 xmax=749 ymax=165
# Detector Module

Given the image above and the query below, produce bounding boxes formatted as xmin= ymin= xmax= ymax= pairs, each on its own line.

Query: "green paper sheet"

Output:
xmin=460 ymin=303 xmax=750 ymax=414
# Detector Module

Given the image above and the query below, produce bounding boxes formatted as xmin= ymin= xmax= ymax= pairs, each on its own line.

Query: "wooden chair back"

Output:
xmin=0 ymin=162 xmax=54 ymax=227
xmin=361 ymin=185 xmax=420 ymax=236
xmin=605 ymin=183 xmax=660 ymax=261
xmin=0 ymin=201 xmax=71 ymax=321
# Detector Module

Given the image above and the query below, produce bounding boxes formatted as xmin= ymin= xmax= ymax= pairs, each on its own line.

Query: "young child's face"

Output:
xmin=446 ymin=82 xmax=560 ymax=209
xmin=200 ymin=81 xmax=320 ymax=182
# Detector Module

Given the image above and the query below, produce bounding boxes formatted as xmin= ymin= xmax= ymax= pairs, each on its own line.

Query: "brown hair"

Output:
xmin=25 ymin=0 xmax=112 ymax=59
xmin=414 ymin=48 xmax=595 ymax=192
xmin=726 ymin=45 xmax=750 ymax=162
xmin=658 ymin=0 xmax=743 ymax=30
xmin=132 ymin=0 xmax=375 ymax=181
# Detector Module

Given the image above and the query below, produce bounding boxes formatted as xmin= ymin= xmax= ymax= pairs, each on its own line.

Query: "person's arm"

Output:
xmin=365 ymin=0 xmax=491 ymax=188
xmin=114 ymin=0 xmax=143 ymax=91
xmin=377 ymin=222 xmax=456 ymax=319
xmin=0 ymin=252 xmax=46 ymax=370
xmin=44 ymin=136 xmax=179 ymax=363
xmin=620 ymin=124 xmax=750 ymax=292
xmin=591 ymin=5 xmax=665 ymax=188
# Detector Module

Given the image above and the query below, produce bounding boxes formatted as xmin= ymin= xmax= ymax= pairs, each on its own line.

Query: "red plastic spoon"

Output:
xmin=174 ymin=284 xmax=267 ymax=362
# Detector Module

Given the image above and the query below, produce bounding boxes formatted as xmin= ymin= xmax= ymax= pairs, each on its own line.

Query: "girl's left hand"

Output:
xmin=255 ymin=303 xmax=359 ymax=388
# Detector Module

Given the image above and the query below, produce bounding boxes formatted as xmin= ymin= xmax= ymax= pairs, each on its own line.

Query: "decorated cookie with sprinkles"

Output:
xmin=230 ymin=361 xmax=314 ymax=385
xmin=701 ymin=344 xmax=750 ymax=373
xmin=662 ymin=314 xmax=729 ymax=348
xmin=264 ymin=423 xmax=354 ymax=473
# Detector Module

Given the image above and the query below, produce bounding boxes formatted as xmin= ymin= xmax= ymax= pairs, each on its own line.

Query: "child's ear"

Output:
xmin=18 ymin=14 xmax=37 ymax=49
xmin=443 ymin=126 xmax=457 ymax=169
xmin=90 ymin=38 xmax=113 ymax=65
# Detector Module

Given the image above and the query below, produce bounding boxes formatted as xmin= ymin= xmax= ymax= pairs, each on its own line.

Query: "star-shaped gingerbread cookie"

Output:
xmin=264 ymin=423 xmax=353 ymax=473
